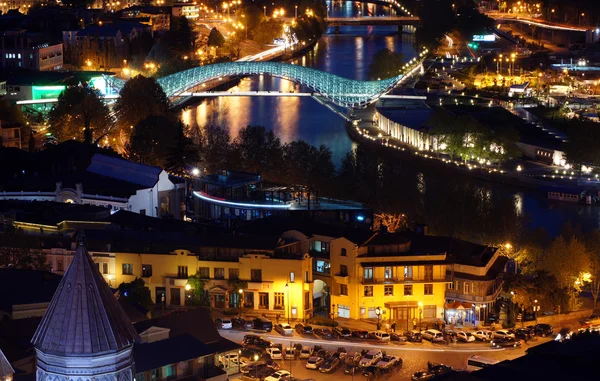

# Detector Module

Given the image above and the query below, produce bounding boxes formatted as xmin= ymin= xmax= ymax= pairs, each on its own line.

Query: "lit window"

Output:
xmin=404 ymin=285 xmax=413 ymax=296
xmin=424 ymin=284 xmax=433 ymax=295
xmin=384 ymin=266 xmax=393 ymax=279
xmin=364 ymin=286 xmax=373 ymax=297
xmin=384 ymin=285 xmax=393 ymax=296
xmin=17 ymin=53 xmax=21 ymax=59
xmin=290 ymin=272 xmax=295 ymax=282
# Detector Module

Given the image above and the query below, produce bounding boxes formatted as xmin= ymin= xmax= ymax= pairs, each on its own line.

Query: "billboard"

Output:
xmin=473 ymin=34 xmax=495 ymax=42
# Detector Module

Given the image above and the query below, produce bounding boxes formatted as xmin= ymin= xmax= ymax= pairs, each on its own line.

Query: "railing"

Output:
xmin=445 ymin=285 xmax=503 ymax=303
xmin=362 ymin=275 xmax=452 ymax=284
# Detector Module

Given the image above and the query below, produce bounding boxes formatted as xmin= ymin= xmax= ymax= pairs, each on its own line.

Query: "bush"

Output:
xmin=307 ymin=316 xmax=339 ymax=327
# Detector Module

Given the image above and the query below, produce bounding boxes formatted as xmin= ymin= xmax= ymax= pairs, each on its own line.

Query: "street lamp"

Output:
xmin=417 ymin=301 xmax=423 ymax=330
xmin=253 ymin=354 xmax=260 ymax=379
xmin=285 ymin=282 xmax=290 ymax=324
xmin=375 ymin=306 xmax=381 ymax=330
xmin=533 ymin=299 xmax=540 ymax=324
xmin=238 ymin=288 xmax=243 ymax=308
xmin=192 ymin=168 xmax=200 ymax=177
xmin=332 ymin=304 xmax=336 ymax=324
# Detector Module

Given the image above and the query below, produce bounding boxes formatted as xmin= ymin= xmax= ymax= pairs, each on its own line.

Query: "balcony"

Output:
xmin=362 ymin=275 xmax=452 ymax=284
xmin=445 ymin=285 xmax=503 ymax=303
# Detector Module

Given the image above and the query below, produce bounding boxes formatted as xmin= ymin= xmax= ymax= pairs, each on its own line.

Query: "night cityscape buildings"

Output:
xmin=2 ymin=0 xmax=600 ymax=381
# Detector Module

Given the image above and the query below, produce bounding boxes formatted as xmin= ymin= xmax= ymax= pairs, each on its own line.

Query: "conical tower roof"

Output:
xmin=0 ymin=348 xmax=15 ymax=378
xmin=32 ymin=235 xmax=137 ymax=356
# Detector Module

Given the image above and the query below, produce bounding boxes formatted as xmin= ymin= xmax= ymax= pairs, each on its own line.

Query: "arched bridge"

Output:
xmin=105 ymin=61 xmax=413 ymax=108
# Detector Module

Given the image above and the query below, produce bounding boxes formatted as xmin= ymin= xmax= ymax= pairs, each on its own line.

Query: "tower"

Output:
xmin=31 ymin=235 xmax=136 ymax=381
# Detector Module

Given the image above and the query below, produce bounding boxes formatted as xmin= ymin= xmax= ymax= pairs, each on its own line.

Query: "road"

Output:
xmin=219 ymin=329 xmax=553 ymax=380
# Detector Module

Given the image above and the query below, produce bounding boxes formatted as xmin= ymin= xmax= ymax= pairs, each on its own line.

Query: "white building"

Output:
xmin=0 ymin=30 xmax=63 ymax=71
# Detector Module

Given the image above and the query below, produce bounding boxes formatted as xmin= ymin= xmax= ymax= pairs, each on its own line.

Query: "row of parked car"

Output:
xmin=419 ymin=324 xmax=554 ymax=344
xmin=306 ymin=347 xmax=402 ymax=376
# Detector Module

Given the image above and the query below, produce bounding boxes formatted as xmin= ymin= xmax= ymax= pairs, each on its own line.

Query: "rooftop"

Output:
xmin=133 ymin=334 xmax=214 ymax=373
xmin=87 ymin=154 xmax=163 ymax=188
xmin=198 ymin=170 xmax=261 ymax=188
xmin=0 ymin=269 xmax=62 ymax=313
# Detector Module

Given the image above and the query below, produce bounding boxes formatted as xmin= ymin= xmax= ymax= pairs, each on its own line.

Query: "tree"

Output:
xmin=367 ymin=48 xmax=405 ymax=80
xmin=0 ymin=228 xmax=47 ymax=270
xmin=373 ymin=213 xmax=408 ymax=233
xmin=207 ymin=27 xmax=226 ymax=48
xmin=49 ymin=84 xmax=112 ymax=144
xmin=177 ymin=16 xmax=195 ymax=53
xmin=232 ymin=125 xmax=283 ymax=179
xmin=415 ymin=0 xmax=456 ymax=48
xmin=186 ymin=273 xmax=210 ymax=306
xmin=114 ymin=75 xmax=170 ymax=132
xmin=586 ymin=231 xmax=600 ymax=309
xmin=164 ymin=121 xmax=200 ymax=176
xmin=126 ymin=115 xmax=179 ymax=167
xmin=198 ymin=125 xmax=232 ymax=174
xmin=118 ymin=278 xmax=153 ymax=310
xmin=253 ymin=19 xmax=284 ymax=47
xmin=235 ymin=5 xmax=265 ymax=35
xmin=0 ymin=98 xmax=26 ymax=125
xmin=564 ymin=119 xmax=600 ymax=175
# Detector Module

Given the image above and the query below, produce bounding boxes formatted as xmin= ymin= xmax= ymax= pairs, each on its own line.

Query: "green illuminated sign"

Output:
xmin=32 ymin=85 xmax=66 ymax=100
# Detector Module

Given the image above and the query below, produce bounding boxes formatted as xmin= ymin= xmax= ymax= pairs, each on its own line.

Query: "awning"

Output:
xmin=208 ymin=285 xmax=229 ymax=294
xmin=444 ymin=301 xmax=473 ymax=310
xmin=384 ymin=301 xmax=419 ymax=308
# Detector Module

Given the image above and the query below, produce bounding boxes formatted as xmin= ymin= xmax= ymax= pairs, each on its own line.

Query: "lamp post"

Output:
xmin=295 ymin=4 xmax=298 ymax=18
xmin=253 ymin=354 xmax=259 ymax=379
xmin=375 ymin=306 xmax=381 ymax=330
xmin=263 ymin=5 xmax=266 ymax=16
xmin=417 ymin=301 xmax=423 ymax=330
xmin=238 ymin=349 xmax=242 ymax=373
xmin=533 ymin=299 xmax=539 ymax=324
xmin=332 ymin=304 xmax=336 ymax=324
xmin=238 ymin=288 xmax=243 ymax=309
xmin=285 ymin=282 xmax=290 ymax=324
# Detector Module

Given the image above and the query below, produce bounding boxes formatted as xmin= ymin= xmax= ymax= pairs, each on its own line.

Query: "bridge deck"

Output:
xmin=327 ymin=16 xmax=420 ymax=26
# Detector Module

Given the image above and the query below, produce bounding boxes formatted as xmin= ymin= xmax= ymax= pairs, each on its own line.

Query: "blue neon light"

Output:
xmin=193 ymin=191 xmax=291 ymax=209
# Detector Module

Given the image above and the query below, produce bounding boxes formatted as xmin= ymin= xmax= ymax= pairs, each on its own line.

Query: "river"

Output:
xmin=181 ymin=2 xmax=600 ymax=238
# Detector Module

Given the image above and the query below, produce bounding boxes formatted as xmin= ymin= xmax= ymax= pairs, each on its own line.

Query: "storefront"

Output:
xmin=444 ymin=301 xmax=475 ymax=327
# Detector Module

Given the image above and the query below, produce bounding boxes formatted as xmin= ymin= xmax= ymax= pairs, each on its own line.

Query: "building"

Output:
xmin=172 ymin=3 xmax=199 ymax=19
xmin=0 ymin=121 xmax=23 ymax=149
xmin=444 ymin=241 xmax=507 ymax=326
xmin=118 ymin=6 xmax=171 ymax=32
xmin=192 ymin=170 xmax=371 ymax=226
xmin=0 ymin=153 xmax=186 ymax=218
xmin=31 ymin=237 xmax=137 ymax=381
xmin=0 ymin=30 xmax=63 ymax=71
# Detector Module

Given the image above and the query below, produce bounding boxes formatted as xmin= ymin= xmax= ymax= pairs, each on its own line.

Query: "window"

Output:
xmin=364 ymin=285 xmax=373 ymax=297
xmin=424 ymin=305 xmax=436 ymax=319
xmin=178 ymin=266 xmax=188 ymax=279
xmin=363 ymin=267 xmax=373 ymax=280
xmin=102 ymin=262 xmax=108 ymax=274
xmin=424 ymin=283 xmax=433 ymax=295
xmin=290 ymin=272 xmax=295 ymax=282
xmin=313 ymin=240 xmax=330 ymax=253
xmin=472 ymin=282 xmax=478 ymax=295
xmin=424 ymin=265 xmax=433 ymax=281
xmin=229 ymin=268 xmax=239 ymax=280
xmin=340 ymin=284 xmax=348 ymax=295
xmin=258 ymin=292 xmax=269 ymax=309
xmin=464 ymin=282 xmax=470 ymax=294
xmin=339 ymin=264 xmax=348 ymax=276
xmin=304 ymin=271 xmax=309 ymax=282
xmin=164 ymin=364 xmax=176 ymax=380
xmin=142 ymin=264 xmax=152 ymax=277
xmin=384 ymin=266 xmax=393 ymax=279
xmin=315 ymin=260 xmax=330 ymax=274
xmin=150 ymin=368 xmax=161 ymax=381
xmin=274 ymin=292 xmax=284 ymax=309
xmin=341 ymin=248 xmax=347 ymax=256
xmin=448 ymin=282 xmax=454 ymax=290
xmin=404 ymin=285 xmax=413 ymax=296
xmin=140 ymin=209 xmax=146 ymax=215
xmin=214 ymin=268 xmax=225 ymax=279
xmin=251 ymin=269 xmax=262 ymax=282
xmin=122 ymin=263 xmax=133 ymax=275
xmin=404 ymin=266 xmax=413 ymax=280
xmin=198 ymin=267 xmax=209 ymax=278
xmin=384 ymin=285 xmax=393 ymax=296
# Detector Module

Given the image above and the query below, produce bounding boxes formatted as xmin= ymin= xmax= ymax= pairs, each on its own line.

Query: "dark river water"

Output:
xmin=181 ymin=2 xmax=600 ymax=237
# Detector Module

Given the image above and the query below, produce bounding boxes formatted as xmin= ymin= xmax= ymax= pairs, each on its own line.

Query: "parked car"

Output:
xmin=266 ymin=347 xmax=283 ymax=359
xmin=456 ymin=331 xmax=475 ymax=343
xmin=334 ymin=327 xmax=352 ymax=338
xmin=514 ymin=328 xmax=534 ymax=341
xmin=376 ymin=355 xmax=401 ymax=369
xmin=390 ymin=332 xmax=407 ymax=342
xmin=253 ymin=317 xmax=273 ymax=332
xmin=359 ymin=349 xmax=383 ymax=367
xmin=284 ymin=346 xmax=296 ymax=360
xmin=295 ymin=323 xmax=313 ymax=335
xmin=411 ymin=371 xmax=435 ymax=381
xmin=533 ymin=324 xmax=553 ymax=337
xmin=361 ymin=366 xmax=383 ymax=379
xmin=265 ymin=370 xmax=291 ymax=381
xmin=491 ymin=337 xmax=523 ymax=348
xmin=556 ymin=327 xmax=574 ymax=342
xmin=473 ymin=330 xmax=493 ymax=342
xmin=305 ymin=356 xmax=324 ymax=370
xmin=343 ymin=363 xmax=360 ymax=375
xmin=316 ymin=349 xmax=331 ymax=359
xmin=404 ymin=331 xmax=423 ymax=342
xmin=352 ymin=329 xmax=369 ymax=339
xmin=581 ymin=314 xmax=600 ymax=326
xmin=370 ymin=331 xmax=391 ymax=341
xmin=275 ymin=323 xmax=294 ymax=336
xmin=335 ymin=347 xmax=347 ymax=360
xmin=427 ymin=362 xmax=453 ymax=375
xmin=215 ymin=318 xmax=233 ymax=329
xmin=345 ymin=352 xmax=361 ymax=365
xmin=299 ymin=346 xmax=313 ymax=359
xmin=492 ymin=329 xmax=515 ymax=339
xmin=422 ymin=329 xmax=444 ymax=342
xmin=315 ymin=328 xmax=333 ymax=339
xmin=232 ymin=317 xmax=253 ymax=329
xmin=319 ymin=357 xmax=340 ymax=373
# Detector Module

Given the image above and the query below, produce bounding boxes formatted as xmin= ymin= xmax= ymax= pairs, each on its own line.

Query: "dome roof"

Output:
xmin=31 ymin=236 xmax=137 ymax=356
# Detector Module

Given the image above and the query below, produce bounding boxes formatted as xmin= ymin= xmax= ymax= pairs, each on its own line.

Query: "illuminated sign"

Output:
xmin=32 ymin=85 xmax=66 ymax=100
xmin=472 ymin=34 xmax=495 ymax=42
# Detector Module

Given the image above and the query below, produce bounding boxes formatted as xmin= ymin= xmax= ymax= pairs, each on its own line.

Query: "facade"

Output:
xmin=172 ymin=3 xmax=199 ymax=19
xmin=120 ymin=6 xmax=171 ymax=32
xmin=0 ymin=122 xmax=22 ymax=149
xmin=0 ymin=31 xmax=63 ymax=71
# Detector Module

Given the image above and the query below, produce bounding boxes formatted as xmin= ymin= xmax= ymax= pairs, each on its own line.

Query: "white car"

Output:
xmin=456 ymin=331 xmax=476 ymax=342
xmin=370 ymin=331 xmax=391 ymax=341
xmin=264 ymin=370 xmax=291 ymax=381
xmin=266 ymin=347 xmax=282 ymax=359
xmin=422 ymin=329 xmax=444 ymax=342
xmin=218 ymin=353 xmax=239 ymax=366
xmin=216 ymin=318 xmax=232 ymax=329
xmin=474 ymin=330 xmax=493 ymax=342
xmin=275 ymin=323 xmax=294 ymax=336
xmin=376 ymin=355 xmax=400 ymax=369
xmin=359 ymin=350 xmax=382 ymax=367
xmin=299 ymin=346 xmax=313 ymax=359
xmin=284 ymin=346 xmax=296 ymax=360
xmin=306 ymin=356 xmax=324 ymax=369
xmin=493 ymin=329 xmax=515 ymax=339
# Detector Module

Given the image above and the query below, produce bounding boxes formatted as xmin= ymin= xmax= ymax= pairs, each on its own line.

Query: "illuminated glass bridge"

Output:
xmin=105 ymin=61 xmax=408 ymax=108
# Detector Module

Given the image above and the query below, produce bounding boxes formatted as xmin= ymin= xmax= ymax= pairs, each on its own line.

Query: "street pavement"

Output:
xmin=220 ymin=328 xmax=554 ymax=381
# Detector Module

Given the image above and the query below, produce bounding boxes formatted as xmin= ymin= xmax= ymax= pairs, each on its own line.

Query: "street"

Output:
xmin=220 ymin=329 xmax=553 ymax=380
